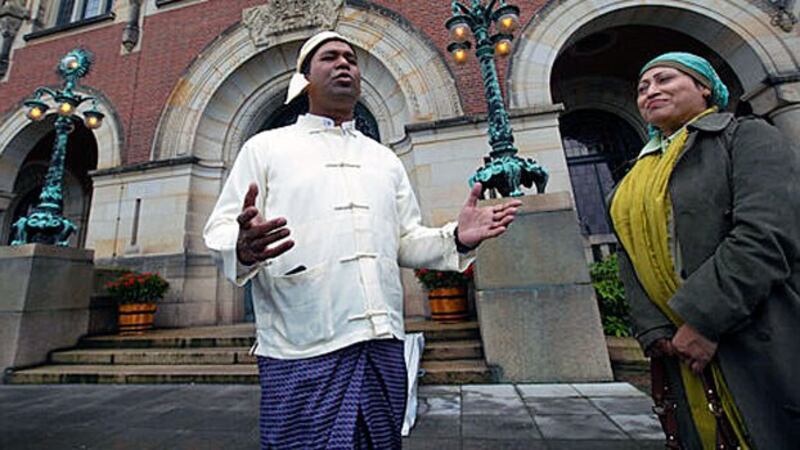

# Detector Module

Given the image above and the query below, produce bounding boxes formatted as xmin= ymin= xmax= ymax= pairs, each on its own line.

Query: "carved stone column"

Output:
xmin=0 ymin=1 xmax=28 ymax=78
xmin=743 ymin=74 xmax=800 ymax=142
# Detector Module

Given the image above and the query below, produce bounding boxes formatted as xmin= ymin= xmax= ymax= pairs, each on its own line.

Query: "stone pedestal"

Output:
xmin=0 ymin=244 xmax=94 ymax=376
xmin=474 ymin=192 xmax=612 ymax=382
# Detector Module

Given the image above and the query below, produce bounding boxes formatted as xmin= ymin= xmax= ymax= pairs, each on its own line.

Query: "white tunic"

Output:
xmin=204 ymin=114 xmax=471 ymax=359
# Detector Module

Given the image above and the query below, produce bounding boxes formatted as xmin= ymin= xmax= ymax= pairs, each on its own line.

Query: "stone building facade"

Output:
xmin=0 ymin=0 xmax=797 ymax=327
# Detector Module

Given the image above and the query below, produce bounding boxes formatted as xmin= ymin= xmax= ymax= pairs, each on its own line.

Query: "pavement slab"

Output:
xmin=517 ymin=383 xmax=582 ymax=398
xmin=0 ymin=382 xmax=665 ymax=449
xmin=572 ymin=382 xmax=647 ymax=397
xmin=535 ymin=414 xmax=629 ymax=440
xmin=461 ymin=414 xmax=542 ymax=440
xmin=525 ymin=397 xmax=601 ymax=415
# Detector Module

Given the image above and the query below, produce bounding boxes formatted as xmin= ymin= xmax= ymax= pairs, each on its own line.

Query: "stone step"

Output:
xmin=51 ymin=347 xmax=256 ymax=365
xmin=9 ymin=322 xmax=490 ymax=385
xmin=8 ymin=360 xmax=491 ymax=385
xmin=54 ymin=342 xmax=483 ymax=365
xmin=423 ymin=340 xmax=483 ymax=361
xmin=405 ymin=320 xmax=481 ymax=342
xmin=79 ymin=324 xmax=256 ymax=349
xmin=6 ymin=364 xmax=259 ymax=384
xmin=419 ymin=359 xmax=493 ymax=384
xmin=77 ymin=321 xmax=480 ymax=349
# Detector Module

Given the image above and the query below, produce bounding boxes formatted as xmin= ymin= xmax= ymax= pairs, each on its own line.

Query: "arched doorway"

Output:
xmin=505 ymin=1 xmax=791 ymax=261
xmin=559 ymin=110 xmax=641 ymax=241
xmin=150 ymin=3 xmax=464 ymax=325
xmin=5 ymin=119 xmax=97 ymax=248
xmin=546 ymin=18 xmax=752 ymax=262
xmin=551 ymin=24 xmax=746 ymax=120
xmin=509 ymin=2 xmax=796 ymax=110
xmin=261 ymin=96 xmax=381 ymax=141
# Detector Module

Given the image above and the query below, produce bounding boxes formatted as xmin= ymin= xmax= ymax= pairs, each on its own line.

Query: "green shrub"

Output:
xmin=589 ymin=254 xmax=632 ymax=337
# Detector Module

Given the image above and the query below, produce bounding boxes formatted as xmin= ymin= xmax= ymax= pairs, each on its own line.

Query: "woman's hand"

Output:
xmin=671 ymin=323 xmax=718 ymax=374
xmin=646 ymin=338 xmax=676 ymax=358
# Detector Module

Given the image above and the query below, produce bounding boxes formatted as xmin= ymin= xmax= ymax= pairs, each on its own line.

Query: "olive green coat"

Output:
xmin=613 ymin=113 xmax=800 ymax=449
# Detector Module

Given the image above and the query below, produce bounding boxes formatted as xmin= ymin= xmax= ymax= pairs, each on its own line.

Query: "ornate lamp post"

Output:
xmin=11 ymin=48 xmax=104 ymax=246
xmin=446 ymin=0 xmax=548 ymax=197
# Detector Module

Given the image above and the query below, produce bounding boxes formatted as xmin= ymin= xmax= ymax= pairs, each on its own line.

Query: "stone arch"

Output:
xmin=0 ymin=101 xmax=115 ymax=246
xmin=189 ymin=43 xmax=403 ymax=165
xmin=508 ymin=0 xmax=798 ymax=109
xmin=0 ymin=92 xmax=123 ymax=195
xmin=154 ymin=3 xmax=463 ymax=162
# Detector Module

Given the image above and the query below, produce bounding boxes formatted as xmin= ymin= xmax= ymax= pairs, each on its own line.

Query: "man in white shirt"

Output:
xmin=204 ymin=31 xmax=521 ymax=450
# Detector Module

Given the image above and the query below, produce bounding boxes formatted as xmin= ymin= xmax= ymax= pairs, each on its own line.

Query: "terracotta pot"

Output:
xmin=118 ymin=302 xmax=157 ymax=335
xmin=428 ymin=287 xmax=468 ymax=323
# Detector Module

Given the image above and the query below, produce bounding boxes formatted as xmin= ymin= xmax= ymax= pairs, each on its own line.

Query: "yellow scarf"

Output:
xmin=610 ymin=108 xmax=749 ymax=450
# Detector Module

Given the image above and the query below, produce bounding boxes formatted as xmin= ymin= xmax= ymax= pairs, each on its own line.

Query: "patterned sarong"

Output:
xmin=257 ymin=338 xmax=407 ymax=449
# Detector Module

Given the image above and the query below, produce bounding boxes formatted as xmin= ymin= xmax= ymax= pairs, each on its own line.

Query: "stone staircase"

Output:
xmin=406 ymin=319 xmax=492 ymax=384
xmin=5 ymin=320 xmax=492 ymax=385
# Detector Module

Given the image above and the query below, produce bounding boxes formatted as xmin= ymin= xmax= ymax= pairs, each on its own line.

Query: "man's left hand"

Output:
xmin=672 ymin=323 xmax=718 ymax=375
xmin=456 ymin=182 xmax=523 ymax=249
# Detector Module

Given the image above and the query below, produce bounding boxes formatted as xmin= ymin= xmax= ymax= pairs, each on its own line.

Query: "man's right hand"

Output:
xmin=236 ymin=183 xmax=294 ymax=265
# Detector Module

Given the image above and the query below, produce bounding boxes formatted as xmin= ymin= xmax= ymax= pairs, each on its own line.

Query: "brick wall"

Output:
xmin=0 ymin=0 xmax=546 ymax=165
xmin=369 ymin=0 xmax=547 ymax=114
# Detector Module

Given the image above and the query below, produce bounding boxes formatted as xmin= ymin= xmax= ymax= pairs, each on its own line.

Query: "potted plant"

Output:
xmin=414 ymin=264 xmax=473 ymax=323
xmin=105 ymin=271 xmax=169 ymax=335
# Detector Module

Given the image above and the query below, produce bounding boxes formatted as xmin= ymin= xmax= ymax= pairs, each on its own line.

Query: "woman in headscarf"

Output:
xmin=609 ymin=52 xmax=800 ymax=449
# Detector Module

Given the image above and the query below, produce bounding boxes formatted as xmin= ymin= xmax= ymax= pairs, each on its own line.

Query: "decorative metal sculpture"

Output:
xmin=447 ymin=0 xmax=548 ymax=197
xmin=12 ymin=48 xmax=104 ymax=246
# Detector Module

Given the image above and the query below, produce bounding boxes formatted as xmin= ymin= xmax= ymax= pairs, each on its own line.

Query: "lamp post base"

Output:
xmin=11 ymin=209 xmax=76 ymax=247
xmin=469 ymin=154 xmax=549 ymax=197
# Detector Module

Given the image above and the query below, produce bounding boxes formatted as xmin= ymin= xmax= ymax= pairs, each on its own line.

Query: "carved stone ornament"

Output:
xmin=0 ymin=0 xmax=28 ymax=35
xmin=0 ymin=0 xmax=29 ymax=78
xmin=242 ymin=0 xmax=344 ymax=47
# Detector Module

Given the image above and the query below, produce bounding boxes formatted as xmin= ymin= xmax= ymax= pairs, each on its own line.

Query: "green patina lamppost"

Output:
xmin=446 ymin=0 xmax=548 ymax=197
xmin=11 ymin=48 xmax=104 ymax=246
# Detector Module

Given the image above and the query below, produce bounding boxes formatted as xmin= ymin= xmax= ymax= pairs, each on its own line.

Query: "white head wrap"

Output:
xmin=285 ymin=31 xmax=354 ymax=104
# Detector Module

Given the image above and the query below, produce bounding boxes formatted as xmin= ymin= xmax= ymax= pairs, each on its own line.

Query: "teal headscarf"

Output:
xmin=639 ymin=52 xmax=729 ymax=109
xmin=639 ymin=52 xmax=729 ymax=138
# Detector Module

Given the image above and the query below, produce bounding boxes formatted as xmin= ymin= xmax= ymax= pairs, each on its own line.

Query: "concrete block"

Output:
xmin=475 ymin=193 xmax=591 ymax=289
xmin=0 ymin=244 xmax=94 ymax=373
xmin=475 ymin=286 xmax=612 ymax=382
xmin=14 ymin=309 xmax=90 ymax=368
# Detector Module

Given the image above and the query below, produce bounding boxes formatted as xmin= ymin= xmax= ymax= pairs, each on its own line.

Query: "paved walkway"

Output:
xmin=0 ymin=382 xmax=663 ymax=449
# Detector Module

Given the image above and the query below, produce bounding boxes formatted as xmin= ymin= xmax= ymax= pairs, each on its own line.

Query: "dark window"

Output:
xmin=56 ymin=0 xmax=113 ymax=25
xmin=260 ymin=96 xmax=381 ymax=142
xmin=55 ymin=0 xmax=76 ymax=26
xmin=559 ymin=110 xmax=642 ymax=236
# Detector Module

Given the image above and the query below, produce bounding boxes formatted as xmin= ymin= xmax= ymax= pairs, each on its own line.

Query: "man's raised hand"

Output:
xmin=236 ymin=183 xmax=294 ymax=265
xmin=456 ymin=182 xmax=523 ymax=249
